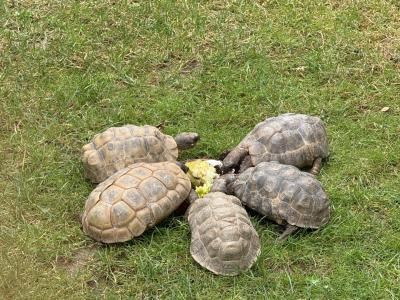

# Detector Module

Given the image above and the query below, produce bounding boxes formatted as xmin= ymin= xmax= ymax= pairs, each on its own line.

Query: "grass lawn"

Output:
xmin=1 ymin=0 xmax=399 ymax=299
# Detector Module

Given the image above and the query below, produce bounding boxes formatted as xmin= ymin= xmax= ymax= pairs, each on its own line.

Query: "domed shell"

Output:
xmin=82 ymin=162 xmax=191 ymax=243
xmin=232 ymin=162 xmax=330 ymax=228
xmin=187 ymin=192 xmax=261 ymax=276
xmin=82 ymin=125 xmax=178 ymax=183
xmin=243 ymin=113 xmax=328 ymax=168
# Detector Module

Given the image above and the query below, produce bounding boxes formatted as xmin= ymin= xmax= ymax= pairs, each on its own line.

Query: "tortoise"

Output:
xmin=82 ymin=125 xmax=199 ymax=183
xmin=187 ymin=192 xmax=261 ymax=276
xmin=212 ymin=162 xmax=330 ymax=240
xmin=82 ymin=161 xmax=191 ymax=243
xmin=221 ymin=113 xmax=329 ymax=174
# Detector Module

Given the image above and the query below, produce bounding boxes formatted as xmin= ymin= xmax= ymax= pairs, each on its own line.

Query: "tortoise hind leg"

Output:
xmin=276 ymin=224 xmax=299 ymax=242
xmin=309 ymin=157 xmax=322 ymax=175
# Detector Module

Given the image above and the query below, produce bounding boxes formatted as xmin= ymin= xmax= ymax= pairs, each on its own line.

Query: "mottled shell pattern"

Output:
xmin=82 ymin=125 xmax=178 ymax=183
xmin=239 ymin=113 xmax=328 ymax=168
xmin=187 ymin=192 xmax=261 ymax=276
xmin=231 ymin=162 xmax=330 ymax=228
xmin=82 ymin=162 xmax=191 ymax=243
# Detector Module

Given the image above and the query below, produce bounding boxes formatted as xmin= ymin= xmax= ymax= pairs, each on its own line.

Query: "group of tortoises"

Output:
xmin=80 ymin=113 xmax=331 ymax=276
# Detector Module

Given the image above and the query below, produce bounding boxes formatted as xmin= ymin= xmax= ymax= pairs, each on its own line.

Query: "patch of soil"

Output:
xmin=180 ymin=59 xmax=199 ymax=74
xmin=57 ymin=246 xmax=97 ymax=276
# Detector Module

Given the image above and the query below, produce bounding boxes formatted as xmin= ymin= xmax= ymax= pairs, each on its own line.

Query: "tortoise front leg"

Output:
xmin=309 ymin=157 xmax=322 ymax=175
xmin=221 ymin=147 xmax=248 ymax=174
xmin=276 ymin=224 xmax=299 ymax=242
xmin=183 ymin=189 xmax=199 ymax=219
xmin=188 ymin=189 xmax=199 ymax=204
xmin=211 ymin=173 xmax=237 ymax=194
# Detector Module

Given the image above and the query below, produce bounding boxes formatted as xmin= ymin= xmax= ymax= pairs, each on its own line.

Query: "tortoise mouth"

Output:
xmin=187 ymin=134 xmax=200 ymax=147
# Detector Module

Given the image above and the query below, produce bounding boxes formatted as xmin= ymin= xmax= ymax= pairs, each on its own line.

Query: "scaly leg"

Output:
xmin=188 ymin=189 xmax=199 ymax=204
xmin=276 ymin=224 xmax=299 ymax=242
xmin=211 ymin=173 xmax=236 ymax=194
xmin=183 ymin=189 xmax=199 ymax=218
xmin=221 ymin=147 xmax=248 ymax=174
xmin=309 ymin=157 xmax=322 ymax=175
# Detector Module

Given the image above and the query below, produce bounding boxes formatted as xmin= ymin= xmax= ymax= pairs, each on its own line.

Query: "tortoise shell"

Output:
xmin=231 ymin=162 xmax=330 ymax=228
xmin=82 ymin=162 xmax=191 ymax=243
xmin=82 ymin=125 xmax=178 ymax=183
xmin=226 ymin=113 xmax=328 ymax=170
xmin=187 ymin=192 xmax=260 ymax=276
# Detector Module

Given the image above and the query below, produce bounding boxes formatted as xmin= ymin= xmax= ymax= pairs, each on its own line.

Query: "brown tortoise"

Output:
xmin=187 ymin=192 xmax=261 ymax=276
xmin=82 ymin=162 xmax=191 ymax=243
xmin=82 ymin=125 xmax=199 ymax=183
xmin=212 ymin=162 xmax=330 ymax=240
xmin=222 ymin=113 xmax=329 ymax=174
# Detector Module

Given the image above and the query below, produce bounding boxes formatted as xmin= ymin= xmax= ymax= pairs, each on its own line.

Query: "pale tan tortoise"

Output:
xmin=187 ymin=192 xmax=261 ymax=276
xmin=222 ymin=113 xmax=328 ymax=174
xmin=212 ymin=162 xmax=330 ymax=240
xmin=82 ymin=125 xmax=199 ymax=183
xmin=82 ymin=161 xmax=191 ymax=243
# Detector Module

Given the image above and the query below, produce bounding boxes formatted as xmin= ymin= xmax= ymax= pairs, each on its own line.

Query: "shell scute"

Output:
xmin=100 ymin=186 xmax=123 ymax=205
xmin=139 ymin=177 xmax=168 ymax=202
xmin=122 ymin=188 xmax=147 ymax=210
xmin=114 ymin=175 xmax=141 ymax=189
xmin=127 ymin=218 xmax=146 ymax=237
xmin=86 ymin=202 xmax=111 ymax=230
xmin=111 ymin=201 xmax=135 ymax=227
xmin=136 ymin=207 xmax=154 ymax=226
xmin=153 ymin=170 xmax=178 ymax=189
xmin=130 ymin=167 xmax=152 ymax=180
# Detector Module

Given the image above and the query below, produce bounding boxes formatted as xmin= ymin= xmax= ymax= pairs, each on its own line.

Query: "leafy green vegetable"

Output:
xmin=185 ymin=160 xmax=219 ymax=197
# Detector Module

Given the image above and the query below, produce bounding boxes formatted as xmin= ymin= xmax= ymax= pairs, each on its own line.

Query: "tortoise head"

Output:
xmin=174 ymin=132 xmax=200 ymax=150
xmin=175 ymin=161 xmax=189 ymax=173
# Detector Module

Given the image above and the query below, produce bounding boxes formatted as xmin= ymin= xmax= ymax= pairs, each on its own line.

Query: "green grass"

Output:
xmin=1 ymin=0 xmax=399 ymax=298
